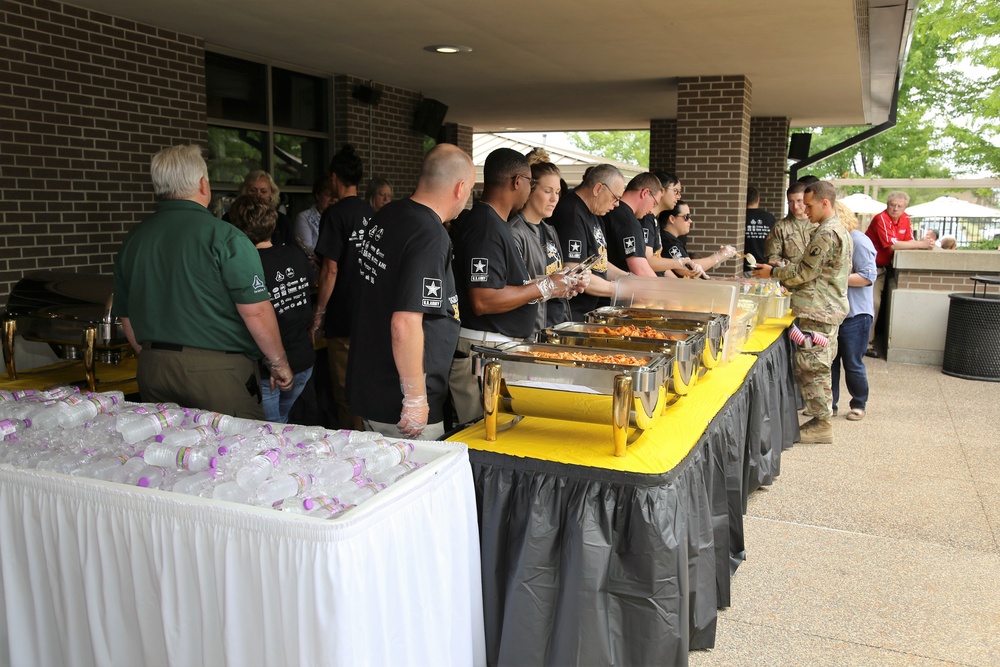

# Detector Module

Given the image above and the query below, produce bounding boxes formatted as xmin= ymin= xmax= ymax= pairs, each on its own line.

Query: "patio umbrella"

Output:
xmin=839 ymin=193 xmax=887 ymax=215
xmin=905 ymin=196 xmax=1000 ymax=218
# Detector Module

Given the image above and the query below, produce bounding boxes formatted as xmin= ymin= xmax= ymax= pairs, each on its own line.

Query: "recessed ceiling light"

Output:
xmin=504 ymin=127 xmax=520 ymax=131
xmin=424 ymin=44 xmax=473 ymax=54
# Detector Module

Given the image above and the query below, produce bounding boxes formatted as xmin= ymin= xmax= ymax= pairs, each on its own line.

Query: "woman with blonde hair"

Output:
xmin=229 ymin=170 xmax=294 ymax=245
xmin=830 ymin=199 xmax=877 ymax=420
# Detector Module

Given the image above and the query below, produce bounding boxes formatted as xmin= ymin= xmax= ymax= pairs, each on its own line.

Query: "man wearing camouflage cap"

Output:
xmin=754 ymin=180 xmax=851 ymax=444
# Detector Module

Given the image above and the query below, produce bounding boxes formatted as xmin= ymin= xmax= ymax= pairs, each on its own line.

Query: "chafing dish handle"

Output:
xmin=612 ymin=374 xmax=632 ymax=457
xmin=3 ymin=319 xmax=16 ymax=380
xmin=82 ymin=326 xmax=96 ymax=391
xmin=483 ymin=361 xmax=502 ymax=441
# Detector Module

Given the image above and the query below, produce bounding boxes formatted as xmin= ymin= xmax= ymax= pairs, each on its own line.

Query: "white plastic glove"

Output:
xmin=398 ymin=375 xmax=429 ymax=437
xmin=718 ymin=245 xmax=738 ymax=260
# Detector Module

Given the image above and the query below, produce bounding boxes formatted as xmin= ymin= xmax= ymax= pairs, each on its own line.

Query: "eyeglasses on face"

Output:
xmin=513 ymin=174 xmax=538 ymax=189
xmin=675 ymin=212 xmax=692 ymax=221
xmin=601 ymin=182 xmax=623 ymax=203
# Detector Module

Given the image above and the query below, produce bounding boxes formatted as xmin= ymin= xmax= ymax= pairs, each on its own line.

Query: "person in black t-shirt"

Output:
xmin=643 ymin=171 xmax=701 ymax=278
xmin=347 ymin=144 xmax=476 ymax=439
xmin=227 ymin=195 xmax=317 ymax=423
xmin=449 ymin=147 xmax=581 ymax=425
xmin=604 ymin=172 xmax=669 ymax=277
xmin=550 ymin=164 xmax=635 ymax=320
xmin=312 ymin=145 xmax=375 ymax=431
xmin=745 ymin=185 xmax=776 ymax=274
xmin=658 ymin=200 xmax=738 ymax=277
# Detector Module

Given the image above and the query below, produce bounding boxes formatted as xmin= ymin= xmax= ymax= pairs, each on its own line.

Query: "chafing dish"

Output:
xmin=585 ymin=306 xmax=728 ymax=369
xmin=537 ymin=322 xmax=702 ymax=395
xmin=472 ymin=341 xmax=673 ymax=456
xmin=2 ymin=271 xmax=132 ymax=390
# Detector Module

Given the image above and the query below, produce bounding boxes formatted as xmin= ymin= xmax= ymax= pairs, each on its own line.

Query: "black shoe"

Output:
xmin=865 ymin=348 xmax=879 ymax=359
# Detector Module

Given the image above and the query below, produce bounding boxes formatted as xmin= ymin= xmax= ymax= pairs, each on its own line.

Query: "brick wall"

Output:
xmin=440 ymin=122 xmax=474 ymax=156
xmin=895 ymin=270 xmax=996 ymax=292
xmin=333 ymin=75 xmax=427 ymax=199
xmin=749 ymin=117 xmax=789 ymax=216
xmin=649 ymin=118 xmax=677 ymax=174
xmin=0 ymin=0 xmax=207 ymax=308
xmin=675 ymin=75 xmax=751 ymax=269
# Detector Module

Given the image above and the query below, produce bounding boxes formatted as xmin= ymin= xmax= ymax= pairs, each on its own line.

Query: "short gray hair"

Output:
xmin=581 ymin=164 xmax=624 ymax=189
xmin=150 ymin=144 xmax=208 ymax=200
xmin=886 ymin=190 xmax=910 ymax=206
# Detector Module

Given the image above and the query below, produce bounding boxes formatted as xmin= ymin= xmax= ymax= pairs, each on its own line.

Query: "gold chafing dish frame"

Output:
xmin=472 ymin=341 xmax=673 ymax=456
xmin=537 ymin=322 xmax=703 ymax=396
xmin=585 ymin=306 xmax=728 ymax=369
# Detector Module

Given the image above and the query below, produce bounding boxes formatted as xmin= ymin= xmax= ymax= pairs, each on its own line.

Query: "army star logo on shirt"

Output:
xmin=252 ymin=275 xmax=266 ymax=293
xmin=624 ymin=236 xmax=636 ymax=253
xmin=422 ymin=277 xmax=443 ymax=307
xmin=470 ymin=257 xmax=489 ymax=282
xmin=568 ymin=240 xmax=582 ymax=259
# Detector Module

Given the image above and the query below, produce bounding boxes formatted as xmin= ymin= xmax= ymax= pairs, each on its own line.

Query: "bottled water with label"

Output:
xmin=255 ymin=472 xmax=315 ymax=506
xmin=362 ymin=442 xmax=414 ymax=477
xmin=213 ymin=480 xmax=253 ymax=504
xmin=109 ymin=455 xmax=147 ymax=484
xmin=156 ymin=425 xmax=217 ymax=449
xmin=235 ymin=448 xmax=282 ymax=490
xmin=73 ymin=453 xmax=130 ymax=480
xmin=172 ymin=470 xmax=216 ymax=496
xmin=28 ymin=403 xmax=68 ymax=431
xmin=118 ymin=409 xmax=185 ymax=445
xmin=0 ymin=418 xmax=30 ymax=439
xmin=143 ymin=441 xmax=217 ymax=471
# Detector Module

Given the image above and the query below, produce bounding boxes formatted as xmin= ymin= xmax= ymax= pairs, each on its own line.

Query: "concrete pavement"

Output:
xmin=690 ymin=359 xmax=1000 ymax=666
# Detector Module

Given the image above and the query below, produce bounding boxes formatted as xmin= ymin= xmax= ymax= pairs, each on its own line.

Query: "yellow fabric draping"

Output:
xmin=743 ymin=313 xmax=794 ymax=353
xmin=449 ymin=353 xmax=756 ymax=475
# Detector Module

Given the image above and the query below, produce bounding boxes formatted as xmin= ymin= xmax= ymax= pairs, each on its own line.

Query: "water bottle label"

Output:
xmin=0 ymin=420 xmax=17 ymax=436
xmin=12 ymin=390 xmax=38 ymax=400
xmin=176 ymin=446 xmax=193 ymax=468
xmin=153 ymin=411 xmax=172 ymax=429
xmin=348 ymin=458 xmax=364 ymax=478
xmin=63 ymin=394 xmax=84 ymax=407
xmin=115 ymin=454 xmax=130 ymax=464
xmin=133 ymin=407 xmax=149 ymax=415
xmin=263 ymin=449 xmax=281 ymax=467
xmin=290 ymin=473 xmax=314 ymax=495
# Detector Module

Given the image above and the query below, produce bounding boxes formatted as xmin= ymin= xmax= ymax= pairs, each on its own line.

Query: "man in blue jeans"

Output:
xmin=832 ymin=206 xmax=877 ymax=420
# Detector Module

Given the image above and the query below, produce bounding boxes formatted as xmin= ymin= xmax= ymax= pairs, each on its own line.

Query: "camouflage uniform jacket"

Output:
xmin=772 ymin=215 xmax=852 ymax=325
xmin=765 ymin=215 xmax=812 ymax=266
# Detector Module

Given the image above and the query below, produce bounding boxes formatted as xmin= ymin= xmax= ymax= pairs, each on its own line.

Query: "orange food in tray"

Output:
xmin=527 ymin=349 xmax=645 ymax=366
xmin=595 ymin=325 xmax=670 ymax=340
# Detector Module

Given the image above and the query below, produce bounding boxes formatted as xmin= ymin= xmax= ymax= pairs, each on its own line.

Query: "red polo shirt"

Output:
xmin=865 ymin=210 xmax=913 ymax=267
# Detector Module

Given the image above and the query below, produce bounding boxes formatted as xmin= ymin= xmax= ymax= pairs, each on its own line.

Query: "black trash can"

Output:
xmin=942 ymin=276 xmax=1000 ymax=381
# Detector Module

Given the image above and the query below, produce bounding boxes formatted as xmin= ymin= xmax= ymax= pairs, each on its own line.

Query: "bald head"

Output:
xmin=417 ymin=143 xmax=475 ymax=192
xmin=412 ymin=143 xmax=475 ymax=222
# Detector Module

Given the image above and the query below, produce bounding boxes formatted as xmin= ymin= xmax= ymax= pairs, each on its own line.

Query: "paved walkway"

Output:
xmin=690 ymin=359 xmax=1000 ymax=666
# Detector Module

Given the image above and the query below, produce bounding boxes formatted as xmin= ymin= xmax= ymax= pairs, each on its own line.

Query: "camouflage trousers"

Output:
xmin=792 ymin=318 xmax=840 ymax=420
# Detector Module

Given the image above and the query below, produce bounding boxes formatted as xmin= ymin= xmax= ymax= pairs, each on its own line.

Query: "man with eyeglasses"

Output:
xmin=550 ymin=164 xmax=631 ymax=319
xmin=604 ymin=173 xmax=668 ymax=278
xmin=449 ymin=148 xmax=580 ymax=425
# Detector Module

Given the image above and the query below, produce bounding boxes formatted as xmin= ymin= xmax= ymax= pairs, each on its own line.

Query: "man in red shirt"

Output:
xmin=864 ymin=191 xmax=933 ymax=356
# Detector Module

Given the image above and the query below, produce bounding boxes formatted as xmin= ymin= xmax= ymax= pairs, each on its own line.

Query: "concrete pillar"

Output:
xmin=676 ymin=75 xmax=751 ymax=265
xmin=749 ymin=117 xmax=791 ymax=216
xmin=649 ymin=119 xmax=677 ymax=174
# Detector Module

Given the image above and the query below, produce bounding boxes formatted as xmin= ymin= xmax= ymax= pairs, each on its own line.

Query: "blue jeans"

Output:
xmin=261 ymin=366 xmax=313 ymax=423
xmin=831 ymin=314 xmax=871 ymax=411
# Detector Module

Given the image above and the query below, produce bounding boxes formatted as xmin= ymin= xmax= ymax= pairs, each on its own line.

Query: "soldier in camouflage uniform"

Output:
xmin=765 ymin=181 xmax=813 ymax=266
xmin=754 ymin=181 xmax=852 ymax=443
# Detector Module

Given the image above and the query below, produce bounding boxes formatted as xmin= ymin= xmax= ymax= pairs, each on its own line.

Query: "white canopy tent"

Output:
xmin=905 ymin=196 xmax=1000 ymax=219
xmin=840 ymin=193 xmax=887 ymax=215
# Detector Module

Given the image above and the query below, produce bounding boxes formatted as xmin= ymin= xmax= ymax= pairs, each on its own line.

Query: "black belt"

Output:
xmin=147 ymin=342 xmax=242 ymax=355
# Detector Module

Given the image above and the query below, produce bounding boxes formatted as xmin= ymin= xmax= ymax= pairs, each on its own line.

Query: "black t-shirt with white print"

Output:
xmin=603 ymin=203 xmax=648 ymax=273
xmin=549 ymin=190 xmax=610 ymax=320
xmin=314 ymin=195 xmax=376 ymax=337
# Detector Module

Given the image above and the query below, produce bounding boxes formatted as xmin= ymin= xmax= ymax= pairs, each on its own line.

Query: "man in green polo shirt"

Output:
xmin=112 ymin=144 xmax=293 ymax=418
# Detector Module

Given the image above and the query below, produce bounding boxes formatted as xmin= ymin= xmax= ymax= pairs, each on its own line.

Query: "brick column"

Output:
xmin=676 ymin=76 xmax=751 ymax=268
xmin=649 ymin=119 xmax=677 ymax=174
xmin=440 ymin=122 xmax=473 ymax=156
xmin=749 ymin=117 xmax=790 ymax=217
xmin=333 ymin=75 xmax=427 ymax=197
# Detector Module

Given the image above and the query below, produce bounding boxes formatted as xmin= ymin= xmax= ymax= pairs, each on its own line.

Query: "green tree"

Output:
xmin=806 ymin=0 xmax=1000 ymax=180
xmin=567 ymin=131 xmax=650 ymax=167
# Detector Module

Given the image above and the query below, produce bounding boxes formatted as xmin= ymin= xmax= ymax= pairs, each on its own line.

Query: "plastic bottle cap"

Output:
xmin=218 ymin=446 xmax=229 ymax=455
xmin=137 ymin=477 xmax=151 ymax=487
xmin=155 ymin=434 xmax=165 ymax=442
xmin=24 ymin=419 xmax=31 ymax=427
xmin=209 ymin=456 xmax=218 ymax=468
xmin=303 ymin=498 xmax=315 ymax=510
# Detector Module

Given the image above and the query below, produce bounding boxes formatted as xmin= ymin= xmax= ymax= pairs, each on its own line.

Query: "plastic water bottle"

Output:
xmin=58 ymin=393 xmax=120 ymax=429
xmin=311 ymin=457 xmax=365 ymax=489
xmin=361 ymin=442 xmax=414 ymax=477
xmin=156 ymin=425 xmax=218 ymax=449
xmin=27 ymin=403 xmax=68 ymax=431
xmin=74 ymin=453 xmax=130 ymax=480
xmin=118 ymin=409 xmax=184 ymax=445
xmin=299 ymin=495 xmax=349 ymax=518
xmin=36 ymin=450 xmax=92 ymax=473
xmin=109 ymin=455 xmax=147 ymax=484
xmin=340 ymin=437 xmax=393 ymax=459
xmin=213 ymin=480 xmax=253 ymax=504
xmin=331 ymin=480 xmax=385 ymax=507
xmin=172 ymin=470 xmax=216 ymax=496
xmin=135 ymin=465 xmax=167 ymax=488
xmin=143 ymin=441 xmax=217 ymax=471
xmin=235 ymin=448 xmax=283 ymax=490
xmin=280 ymin=425 xmax=327 ymax=444
xmin=297 ymin=436 xmax=346 ymax=456
xmin=0 ymin=418 xmax=30 ymax=439
xmin=255 ymin=472 xmax=315 ymax=506
xmin=370 ymin=460 xmax=423 ymax=486
xmin=192 ymin=412 xmax=259 ymax=435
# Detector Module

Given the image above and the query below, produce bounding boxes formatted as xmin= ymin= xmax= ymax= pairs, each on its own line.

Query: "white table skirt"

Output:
xmin=0 ymin=442 xmax=485 ymax=667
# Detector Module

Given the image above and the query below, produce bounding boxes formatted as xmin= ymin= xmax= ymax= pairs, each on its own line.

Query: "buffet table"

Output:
xmin=0 ymin=442 xmax=486 ymax=667
xmin=450 ymin=319 xmax=796 ymax=666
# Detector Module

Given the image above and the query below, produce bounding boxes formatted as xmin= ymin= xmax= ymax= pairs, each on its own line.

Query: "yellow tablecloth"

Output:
xmin=449 ymin=353 xmax=756 ymax=475
xmin=743 ymin=313 xmax=795 ymax=353
xmin=0 ymin=358 xmax=138 ymax=394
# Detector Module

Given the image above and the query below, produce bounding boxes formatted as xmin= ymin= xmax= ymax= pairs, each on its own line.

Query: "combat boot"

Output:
xmin=797 ymin=418 xmax=833 ymax=444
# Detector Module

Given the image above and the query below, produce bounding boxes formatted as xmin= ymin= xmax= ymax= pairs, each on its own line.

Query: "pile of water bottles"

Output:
xmin=0 ymin=386 xmax=424 ymax=519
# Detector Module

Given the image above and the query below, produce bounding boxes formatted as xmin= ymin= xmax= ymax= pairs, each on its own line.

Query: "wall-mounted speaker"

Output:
xmin=413 ymin=98 xmax=448 ymax=137
xmin=352 ymin=84 xmax=382 ymax=106
xmin=788 ymin=133 xmax=812 ymax=161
